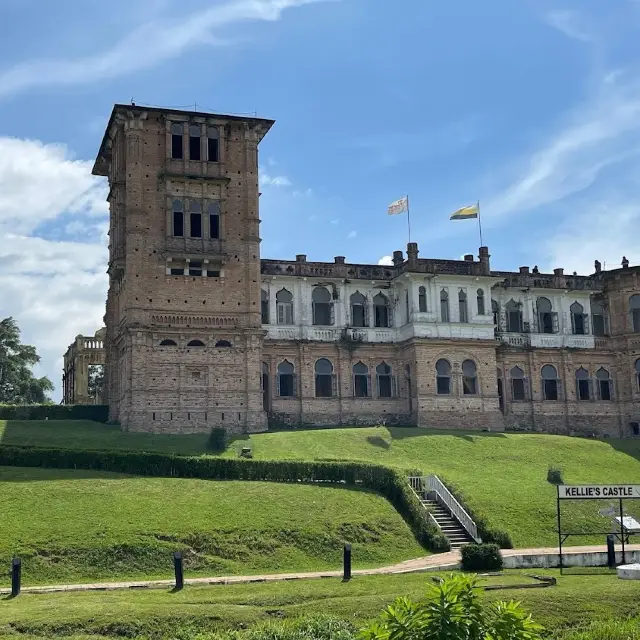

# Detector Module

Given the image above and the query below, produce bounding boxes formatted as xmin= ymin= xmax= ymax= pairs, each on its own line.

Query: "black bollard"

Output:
xmin=11 ymin=557 xmax=21 ymax=597
xmin=173 ymin=551 xmax=184 ymax=590
xmin=606 ymin=535 xmax=616 ymax=569
xmin=343 ymin=543 xmax=352 ymax=581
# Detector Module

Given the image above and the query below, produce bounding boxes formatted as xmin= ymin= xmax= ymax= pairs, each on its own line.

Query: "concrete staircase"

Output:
xmin=421 ymin=498 xmax=475 ymax=549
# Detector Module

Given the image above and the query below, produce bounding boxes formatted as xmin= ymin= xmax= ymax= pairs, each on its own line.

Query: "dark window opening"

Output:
xmin=190 ymin=213 xmax=202 ymax=238
xmin=215 ymin=340 xmax=232 ymax=347
xmin=189 ymin=261 xmax=202 ymax=276
xmin=353 ymin=362 xmax=369 ymax=397
xmin=544 ymin=379 xmax=558 ymax=400
xmin=436 ymin=359 xmax=451 ymax=395
xmin=596 ymin=368 xmax=612 ymax=401
xmin=173 ymin=211 xmax=184 ymax=237
xmin=578 ymin=379 xmax=590 ymax=400
xmin=315 ymin=358 xmax=334 ymax=397
xmin=278 ymin=361 xmax=295 ymax=397
xmin=187 ymin=339 xmax=205 ymax=347
xmin=189 ymin=125 xmax=201 ymax=160
xmin=207 ymin=270 xmax=220 ymax=277
xmin=261 ymin=290 xmax=269 ymax=324
xmin=171 ymin=123 xmax=183 ymax=159
xmin=350 ymin=292 xmax=367 ymax=327
xmin=632 ymin=422 xmax=639 ymax=436
xmin=208 ymin=202 xmax=220 ymax=239
xmin=512 ymin=378 xmax=525 ymax=401
xmin=159 ymin=339 xmax=177 ymax=346
xmin=462 ymin=360 xmax=477 ymax=395
xmin=207 ymin=127 xmax=220 ymax=162
xmin=418 ymin=286 xmax=427 ymax=313
xmin=374 ymin=294 xmax=390 ymax=328
xmin=170 ymin=268 xmax=184 ymax=276
xmin=312 ymin=287 xmax=333 ymax=326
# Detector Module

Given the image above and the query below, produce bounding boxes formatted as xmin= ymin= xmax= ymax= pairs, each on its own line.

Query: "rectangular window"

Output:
xmin=378 ymin=376 xmax=392 ymax=398
xmin=210 ymin=214 xmax=220 ymax=239
xmin=512 ymin=378 xmax=525 ymax=401
xmin=352 ymin=306 xmax=366 ymax=327
xmin=208 ymin=137 xmax=219 ymax=162
xmin=315 ymin=375 xmax=333 ymax=397
xmin=544 ymin=379 xmax=558 ymax=401
xmin=436 ymin=376 xmax=450 ymax=395
xmin=279 ymin=374 xmax=294 ymax=397
xmin=354 ymin=375 xmax=368 ymax=398
xmin=261 ymin=300 xmax=269 ymax=324
xmin=592 ymin=314 xmax=606 ymax=337
xmin=190 ymin=213 xmax=202 ymax=238
xmin=207 ymin=270 xmax=220 ymax=278
xmin=171 ymin=134 xmax=183 ymax=159
xmin=463 ymin=377 xmax=477 ymax=395
xmin=170 ymin=268 xmax=184 ymax=276
xmin=189 ymin=261 xmax=202 ymax=276
xmin=599 ymin=380 xmax=612 ymax=401
xmin=173 ymin=211 xmax=184 ymax=237
xmin=577 ymin=379 xmax=590 ymax=400
xmin=189 ymin=135 xmax=201 ymax=161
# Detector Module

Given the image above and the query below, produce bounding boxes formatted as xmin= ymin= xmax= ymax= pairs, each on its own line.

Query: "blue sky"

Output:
xmin=0 ymin=0 xmax=639 ymax=398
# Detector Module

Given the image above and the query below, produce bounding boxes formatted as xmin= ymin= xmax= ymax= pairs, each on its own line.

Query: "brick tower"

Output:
xmin=93 ymin=105 xmax=274 ymax=432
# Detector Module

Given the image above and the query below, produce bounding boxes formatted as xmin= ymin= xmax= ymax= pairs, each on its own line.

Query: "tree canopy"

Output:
xmin=0 ymin=317 xmax=54 ymax=404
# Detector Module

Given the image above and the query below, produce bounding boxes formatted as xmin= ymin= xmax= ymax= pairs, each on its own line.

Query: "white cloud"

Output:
xmin=378 ymin=255 xmax=393 ymax=266
xmin=0 ymin=138 xmax=108 ymax=401
xmin=347 ymin=230 xmax=356 ymax=239
xmin=485 ymin=75 xmax=640 ymax=218
xmin=545 ymin=10 xmax=593 ymax=43
xmin=330 ymin=218 xmax=339 ymax=225
xmin=0 ymin=0 xmax=330 ymax=99
xmin=259 ymin=170 xmax=292 ymax=187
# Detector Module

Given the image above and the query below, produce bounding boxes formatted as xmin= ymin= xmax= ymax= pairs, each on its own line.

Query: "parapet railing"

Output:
xmin=408 ymin=474 xmax=481 ymax=543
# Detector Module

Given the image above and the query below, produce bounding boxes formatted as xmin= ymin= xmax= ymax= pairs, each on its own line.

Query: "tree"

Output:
xmin=0 ymin=317 xmax=54 ymax=404
xmin=359 ymin=574 xmax=543 ymax=640
xmin=87 ymin=364 xmax=105 ymax=403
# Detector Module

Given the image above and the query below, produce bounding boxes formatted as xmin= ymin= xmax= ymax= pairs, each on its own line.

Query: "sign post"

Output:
xmin=556 ymin=484 xmax=640 ymax=574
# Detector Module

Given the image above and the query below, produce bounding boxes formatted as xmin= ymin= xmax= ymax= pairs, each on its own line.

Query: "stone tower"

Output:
xmin=92 ymin=105 xmax=274 ymax=432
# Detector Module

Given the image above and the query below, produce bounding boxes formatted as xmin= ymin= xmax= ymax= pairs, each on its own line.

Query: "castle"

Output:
xmin=62 ymin=104 xmax=640 ymax=438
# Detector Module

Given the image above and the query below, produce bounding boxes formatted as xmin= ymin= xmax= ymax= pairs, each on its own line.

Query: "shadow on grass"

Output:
xmin=386 ymin=427 xmax=508 ymax=441
xmin=604 ymin=437 xmax=640 ymax=463
xmin=366 ymin=436 xmax=390 ymax=449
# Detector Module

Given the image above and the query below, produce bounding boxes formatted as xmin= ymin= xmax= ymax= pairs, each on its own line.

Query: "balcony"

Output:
xmin=496 ymin=332 xmax=596 ymax=349
xmin=165 ymin=237 xmax=225 ymax=258
xmin=262 ymin=325 xmax=396 ymax=343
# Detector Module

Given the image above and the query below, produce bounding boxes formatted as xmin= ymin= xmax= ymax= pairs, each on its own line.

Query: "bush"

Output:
xmin=0 ymin=445 xmax=448 ymax=553
xmin=0 ymin=404 xmax=109 ymax=422
xmin=461 ymin=543 xmax=503 ymax=572
xmin=438 ymin=476 xmax=514 ymax=549
xmin=547 ymin=466 xmax=564 ymax=485
xmin=207 ymin=427 xmax=227 ymax=453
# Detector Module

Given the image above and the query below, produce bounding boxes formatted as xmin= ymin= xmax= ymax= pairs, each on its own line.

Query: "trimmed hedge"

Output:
xmin=438 ymin=475 xmax=514 ymax=549
xmin=0 ymin=445 xmax=450 ymax=553
xmin=461 ymin=543 xmax=503 ymax=572
xmin=0 ymin=404 xmax=109 ymax=422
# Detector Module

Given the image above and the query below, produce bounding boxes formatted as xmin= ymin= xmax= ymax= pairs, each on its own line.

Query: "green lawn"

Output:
xmin=0 ymin=572 xmax=638 ymax=639
xmin=0 ymin=466 xmax=424 ymax=585
xmin=3 ymin=421 xmax=640 ymax=548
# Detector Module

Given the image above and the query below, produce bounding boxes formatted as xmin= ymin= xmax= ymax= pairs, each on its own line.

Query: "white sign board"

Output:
xmin=615 ymin=516 xmax=640 ymax=532
xmin=558 ymin=485 xmax=640 ymax=500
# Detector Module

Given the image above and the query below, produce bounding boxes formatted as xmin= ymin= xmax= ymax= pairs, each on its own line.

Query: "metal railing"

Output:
xmin=408 ymin=474 xmax=481 ymax=543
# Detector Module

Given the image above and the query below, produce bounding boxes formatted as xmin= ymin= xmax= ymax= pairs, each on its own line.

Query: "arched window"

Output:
xmin=312 ymin=287 xmax=333 ymax=326
xmin=418 ymin=286 xmax=427 ymax=313
xmin=440 ymin=290 xmax=449 ymax=323
xmin=376 ymin=362 xmax=394 ymax=398
xmin=492 ymin=299 xmax=500 ymax=327
xmin=172 ymin=199 xmax=184 ymax=237
xmin=170 ymin=122 xmax=183 ymax=159
xmin=506 ymin=299 xmax=523 ymax=333
xmin=575 ymin=367 xmax=590 ymax=401
xmin=591 ymin=298 xmax=608 ymax=337
xmin=277 ymin=360 xmax=295 ymax=397
xmin=187 ymin=339 xmax=205 ymax=347
xmin=208 ymin=202 xmax=220 ymax=239
xmin=541 ymin=364 xmax=559 ymax=401
xmin=350 ymin=291 xmax=368 ymax=328
xmin=570 ymin=302 xmax=586 ymax=335
xmin=537 ymin=297 xmax=555 ymax=334
xmin=596 ymin=368 xmax=612 ymax=401
xmin=374 ymin=293 xmax=391 ymax=328
xmin=276 ymin=288 xmax=294 ymax=325
xmin=636 ymin=359 xmax=640 ymax=392
xmin=476 ymin=289 xmax=485 ymax=316
xmin=315 ymin=358 xmax=334 ymax=397
xmin=261 ymin=290 xmax=269 ymax=324
xmin=436 ymin=359 xmax=451 ymax=395
xmin=462 ymin=360 xmax=477 ymax=395
xmin=189 ymin=200 xmax=202 ymax=238
xmin=631 ymin=295 xmax=640 ymax=333
xmin=159 ymin=339 xmax=177 ymax=346
xmin=458 ymin=290 xmax=468 ymax=323
xmin=510 ymin=366 xmax=526 ymax=401
xmin=215 ymin=340 xmax=232 ymax=347
xmin=207 ymin=126 xmax=220 ymax=162
xmin=189 ymin=124 xmax=201 ymax=161
xmin=353 ymin=362 xmax=370 ymax=397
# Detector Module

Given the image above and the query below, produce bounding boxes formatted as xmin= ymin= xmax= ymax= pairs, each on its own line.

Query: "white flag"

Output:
xmin=388 ymin=196 xmax=408 ymax=215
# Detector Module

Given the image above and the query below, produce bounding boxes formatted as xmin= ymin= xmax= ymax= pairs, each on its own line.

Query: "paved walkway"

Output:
xmin=2 ymin=544 xmax=638 ymax=596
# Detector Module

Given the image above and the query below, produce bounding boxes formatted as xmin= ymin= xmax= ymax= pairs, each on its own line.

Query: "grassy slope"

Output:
xmin=2 ymin=421 xmax=640 ymax=547
xmin=0 ymin=466 xmax=424 ymax=585
xmin=0 ymin=572 xmax=638 ymax=639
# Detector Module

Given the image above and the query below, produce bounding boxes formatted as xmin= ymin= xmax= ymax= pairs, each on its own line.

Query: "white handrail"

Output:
xmin=407 ymin=474 xmax=481 ymax=543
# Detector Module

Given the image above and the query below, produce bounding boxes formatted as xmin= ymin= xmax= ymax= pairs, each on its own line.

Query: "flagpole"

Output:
xmin=477 ymin=200 xmax=483 ymax=247
xmin=406 ymin=194 xmax=411 ymax=244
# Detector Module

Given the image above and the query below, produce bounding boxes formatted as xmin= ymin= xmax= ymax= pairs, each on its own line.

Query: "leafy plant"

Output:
xmin=359 ymin=573 xmax=543 ymax=640
xmin=461 ymin=543 xmax=503 ymax=572
xmin=207 ymin=427 xmax=228 ymax=453
xmin=338 ymin=328 xmax=364 ymax=353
